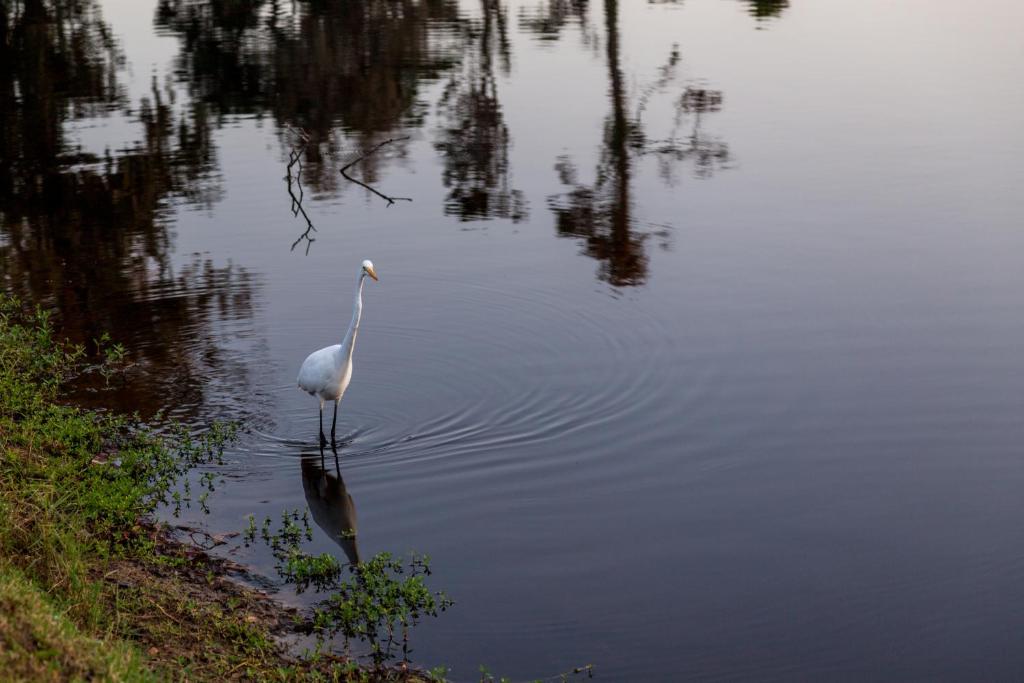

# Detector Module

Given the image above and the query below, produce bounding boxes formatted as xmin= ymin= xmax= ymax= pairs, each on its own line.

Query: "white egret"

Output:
xmin=297 ymin=259 xmax=378 ymax=446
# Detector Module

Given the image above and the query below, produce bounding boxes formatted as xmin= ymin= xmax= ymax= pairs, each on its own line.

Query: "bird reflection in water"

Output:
xmin=301 ymin=444 xmax=360 ymax=566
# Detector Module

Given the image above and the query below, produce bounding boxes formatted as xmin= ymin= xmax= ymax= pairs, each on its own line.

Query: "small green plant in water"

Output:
xmin=254 ymin=511 xmax=453 ymax=672
xmin=313 ymin=551 xmax=453 ymax=670
xmin=93 ymin=331 xmax=129 ymax=386
xmin=138 ymin=421 xmax=237 ymax=518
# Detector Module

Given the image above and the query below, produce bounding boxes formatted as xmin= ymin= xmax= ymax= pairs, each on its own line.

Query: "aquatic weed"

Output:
xmin=254 ymin=511 xmax=453 ymax=672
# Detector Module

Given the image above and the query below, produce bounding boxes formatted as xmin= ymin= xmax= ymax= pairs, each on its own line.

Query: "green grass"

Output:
xmin=0 ymin=566 xmax=152 ymax=682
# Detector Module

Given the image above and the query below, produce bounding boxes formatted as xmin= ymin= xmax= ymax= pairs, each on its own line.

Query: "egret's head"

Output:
xmin=361 ymin=259 xmax=379 ymax=281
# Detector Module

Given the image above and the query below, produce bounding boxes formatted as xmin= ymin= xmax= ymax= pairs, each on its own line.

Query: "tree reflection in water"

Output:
xmin=0 ymin=0 xmax=255 ymax=420
xmin=153 ymin=0 xmax=737 ymax=283
xmin=158 ymin=0 xmax=530 ymax=223
xmin=543 ymin=0 xmax=730 ymax=287
xmin=155 ymin=0 xmax=465 ymax=195
xmin=434 ymin=0 xmax=527 ymax=223
xmin=743 ymin=0 xmax=789 ymax=20
xmin=518 ymin=0 xmax=589 ymax=43
xmin=545 ymin=0 xmax=647 ymax=286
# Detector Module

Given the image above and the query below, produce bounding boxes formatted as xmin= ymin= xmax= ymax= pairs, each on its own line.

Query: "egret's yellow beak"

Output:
xmin=366 ymin=266 xmax=379 ymax=281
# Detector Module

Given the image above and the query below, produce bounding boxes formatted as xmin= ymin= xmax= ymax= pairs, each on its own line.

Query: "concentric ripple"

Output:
xmin=230 ymin=272 xmax=725 ymax=484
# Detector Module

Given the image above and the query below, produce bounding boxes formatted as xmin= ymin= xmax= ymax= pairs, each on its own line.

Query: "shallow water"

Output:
xmin=3 ymin=0 xmax=1024 ymax=679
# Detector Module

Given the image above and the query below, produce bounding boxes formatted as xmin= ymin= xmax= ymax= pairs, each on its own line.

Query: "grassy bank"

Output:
xmin=0 ymin=298 xmax=432 ymax=681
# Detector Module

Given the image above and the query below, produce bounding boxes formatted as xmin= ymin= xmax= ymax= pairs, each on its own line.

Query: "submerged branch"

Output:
xmin=339 ymin=137 xmax=413 ymax=207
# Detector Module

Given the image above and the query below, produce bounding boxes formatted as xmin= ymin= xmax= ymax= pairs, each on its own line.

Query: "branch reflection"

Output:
xmin=285 ymin=125 xmax=318 ymax=254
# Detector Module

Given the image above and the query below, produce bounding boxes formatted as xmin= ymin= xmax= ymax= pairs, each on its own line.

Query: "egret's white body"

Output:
xmin=297 ymin=345 xmax=355 ymax=403
xmin=297 ymin=259 xmax=378 ymax=444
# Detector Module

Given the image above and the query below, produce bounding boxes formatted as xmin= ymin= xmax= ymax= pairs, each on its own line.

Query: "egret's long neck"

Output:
xmin=341 ymin=273 xmax=366 ymax=357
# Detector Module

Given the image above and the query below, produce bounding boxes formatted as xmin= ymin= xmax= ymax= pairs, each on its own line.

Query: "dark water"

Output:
xmin=3 ymin=0 xmax=1024 ymax=679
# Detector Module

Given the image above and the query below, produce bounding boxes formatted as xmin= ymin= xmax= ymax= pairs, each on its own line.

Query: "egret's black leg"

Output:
xmin=330 ymin=400 xmax=339 ymax=446
xmin=319 ymin=440 xmax=326 ymax=469
xmin=319 ymin=401 xmax=327 ymax=448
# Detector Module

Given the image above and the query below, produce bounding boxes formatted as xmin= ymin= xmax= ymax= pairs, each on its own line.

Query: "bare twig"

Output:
xmin=339 ymin=136 xmax=413 ymax=207
xmin=284 ymin=125 xmax=317 ymax=254
xmin=174 ymin=523 xmax=238 ymax=550
xmin=149 ymin=598 xmax=187 ymax=626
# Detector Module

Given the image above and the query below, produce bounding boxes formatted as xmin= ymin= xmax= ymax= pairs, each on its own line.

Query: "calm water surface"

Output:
xmin=3 ymin=0 xmax=1024 ymax=679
